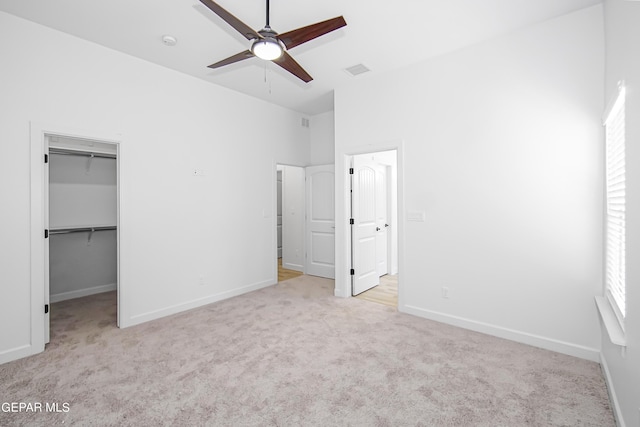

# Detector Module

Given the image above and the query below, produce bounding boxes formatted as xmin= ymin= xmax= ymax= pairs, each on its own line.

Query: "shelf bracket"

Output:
xmin=87 ymin=228 xmax=95 ymax=245
xmin=85 ymin=153 xmax=95 ymax=174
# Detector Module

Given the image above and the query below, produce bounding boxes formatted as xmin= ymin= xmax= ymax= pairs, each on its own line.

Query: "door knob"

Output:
xmin=385 ymin=223 xmax=389 ymax=227
xmin=376 ymin=227 xmax=381 ymax=231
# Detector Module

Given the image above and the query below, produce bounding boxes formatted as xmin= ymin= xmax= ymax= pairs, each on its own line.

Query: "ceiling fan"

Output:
xmin=200 ymin=0 xmax=346 ymax=83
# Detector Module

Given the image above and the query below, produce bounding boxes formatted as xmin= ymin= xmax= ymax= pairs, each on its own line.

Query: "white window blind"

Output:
xmin=604 ymin=86 xmax=626 ymax=321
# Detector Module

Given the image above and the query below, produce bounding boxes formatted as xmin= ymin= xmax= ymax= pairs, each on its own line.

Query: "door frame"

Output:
xmin=276 ymin=167 xmax=283 ymax=259
xmin=335 ymin=140 xmax=405 ymax=308
xmin=30 ymin=122 xmax=122 ymax=356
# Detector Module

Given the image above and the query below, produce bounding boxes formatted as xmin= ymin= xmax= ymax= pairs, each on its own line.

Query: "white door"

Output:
xmin=375 ymin=165 xmax=389 ymax=276
xmin=305 ymin=165 xmax=335 ymax=278
xmin=352 ymin=157 xmax=379 ymax=295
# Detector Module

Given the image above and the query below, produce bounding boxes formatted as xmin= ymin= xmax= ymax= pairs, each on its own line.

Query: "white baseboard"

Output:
xmin=0 ymin=343 xmax=42 ymax=366
xmin=283 ymin=262 xmax=303 ymax=272
xmin=401 ymin=304 xmax=600 ymax=362
xmin=600 ymin=353 xmax=626 ymax=427
xmin=124 ymin=279 xmax=275 ymax=328
xmin=50 ymin=283 xmax=117 ymax=303
xmin=334 ymin=284 xmax=349 ymax=298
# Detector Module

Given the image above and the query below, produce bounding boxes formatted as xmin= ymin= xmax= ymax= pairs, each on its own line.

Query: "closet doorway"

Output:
xmin=276 ymin=164 xmax=305 ymax=283
xmin=44 ymin=135 xmax=120 ymax=343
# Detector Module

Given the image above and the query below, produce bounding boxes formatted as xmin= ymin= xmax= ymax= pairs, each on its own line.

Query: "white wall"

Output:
xmin=49 ymin=154 xmax=116 ymax=228
xmin=335 ymin=6 xmax=605 ymax=360
xmin=600 ymin=1 xmax=640 ymax=425
xmin=0 ymin=11 xmax=309 ymax=363
xmin=49 ymin=231 xmax=117 ymax=302
xmin=310 ymin=111 xmax=335 ymax=165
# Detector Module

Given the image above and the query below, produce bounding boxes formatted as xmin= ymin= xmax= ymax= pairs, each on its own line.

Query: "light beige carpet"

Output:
xmin=0 ymin=275 xmax=615 ymax=426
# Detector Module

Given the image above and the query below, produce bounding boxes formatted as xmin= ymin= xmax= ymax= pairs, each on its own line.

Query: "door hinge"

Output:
xmin=349 ymin=218 xmax=354 ymax=225
xmin=350 ymin=269 xmax=355 ymax=276
xmin=44 ymin=229 xmax=49 ymax=239
xmin=349 ymin=167 xmax=354 ymax=174
xmin=44 ymin=153 xmax=49 ymax=164
xmin=44 ymin=304 xmax=49 ymax=314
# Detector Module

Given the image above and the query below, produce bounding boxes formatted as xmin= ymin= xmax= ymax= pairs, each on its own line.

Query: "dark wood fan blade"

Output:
xmin=278 ymin=16 xmax=346 ymax=50
xmin=200 ymin=0 xmax=261 ymax=40
xmin=207 ymin=50 xmax=254 ymax=69
xmin=272 ymin=52 xmax=313 ymax=83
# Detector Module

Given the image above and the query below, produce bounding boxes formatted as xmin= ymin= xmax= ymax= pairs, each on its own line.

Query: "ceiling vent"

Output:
xmin=344 ymin=63 xmax=371 ymax=77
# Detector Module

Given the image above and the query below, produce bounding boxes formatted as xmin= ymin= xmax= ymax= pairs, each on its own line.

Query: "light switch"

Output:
xmin=407 ymin=210 xmax=426 ymax=222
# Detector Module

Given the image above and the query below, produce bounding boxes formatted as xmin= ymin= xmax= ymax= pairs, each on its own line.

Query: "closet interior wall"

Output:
xmin=48 ymin=137 xmax=117 ymax=302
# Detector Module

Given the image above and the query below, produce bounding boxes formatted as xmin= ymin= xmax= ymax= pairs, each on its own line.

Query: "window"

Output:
xmin=604 ymin=85 xmax=626 ymax=324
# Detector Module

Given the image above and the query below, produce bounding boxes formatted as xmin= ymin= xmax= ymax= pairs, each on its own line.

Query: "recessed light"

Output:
xmin=162 ymin=35 xmax=177 ymax=46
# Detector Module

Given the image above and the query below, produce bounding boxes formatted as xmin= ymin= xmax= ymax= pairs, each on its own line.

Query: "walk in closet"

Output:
xmin=46 ymin=136 xmax=118 ymax=339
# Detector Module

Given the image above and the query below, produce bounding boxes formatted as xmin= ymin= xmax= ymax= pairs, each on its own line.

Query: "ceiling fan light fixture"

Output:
xmin=200 ymin=0 xmax=346 ymax=82
xmin=251 ymin=38 xmax=284 ymax=61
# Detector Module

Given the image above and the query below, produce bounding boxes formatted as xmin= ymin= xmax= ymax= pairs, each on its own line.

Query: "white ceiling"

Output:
xmin=0 ymin=0 xmax=601 ymax=115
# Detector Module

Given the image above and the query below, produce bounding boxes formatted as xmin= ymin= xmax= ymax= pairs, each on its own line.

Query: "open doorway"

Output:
xmin=275 ymin=164 xmax=336 ymax=283
xmin=276 ymin=164 xmax=304 ymax=283
xmin=26 ymin=123 xmax=121 ymax=361
xmin=350 ymin=150 xmax=399 ymax=307
xmin=45 ymin=134 xmax=120 ymax=343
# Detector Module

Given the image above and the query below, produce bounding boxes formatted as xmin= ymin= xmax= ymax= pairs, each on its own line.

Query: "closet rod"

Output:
xmin=49 ymin=226 xmax=117 ymax=236
xmin=49 ymin=148 xmax=116 ymax=159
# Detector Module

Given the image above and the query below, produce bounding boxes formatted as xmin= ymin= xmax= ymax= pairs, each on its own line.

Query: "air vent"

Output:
xmin=344 ymin=63 xmax=371 ymax=77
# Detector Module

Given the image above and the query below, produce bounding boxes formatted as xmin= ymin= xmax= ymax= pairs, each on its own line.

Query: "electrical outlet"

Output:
xmin=441 ymin=287 xmax=450 ymax=299
xmin=199 ymin=275 xmax=205 ymax=286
